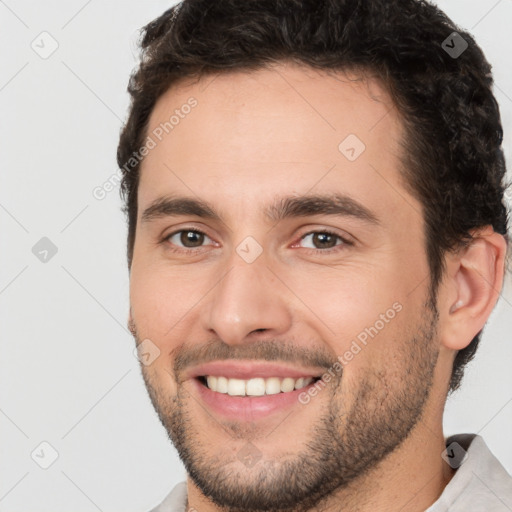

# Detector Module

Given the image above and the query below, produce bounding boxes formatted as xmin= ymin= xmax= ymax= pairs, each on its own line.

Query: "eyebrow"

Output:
xmin=141 ymin=193 xmax=380 ymax=226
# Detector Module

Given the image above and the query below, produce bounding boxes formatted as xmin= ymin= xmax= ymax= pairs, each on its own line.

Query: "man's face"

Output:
xmin=129 ymin=62 xmax=442 ymax=511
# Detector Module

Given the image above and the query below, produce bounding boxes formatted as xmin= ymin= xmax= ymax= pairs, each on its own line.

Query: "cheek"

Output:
xmin=282 ymin=264 xmax=412 ymax=371
xmin=284 ymin=264 xmax=397 ymax=331
xmin=130 ymin=263 xmax=201 ymax=341
xmin=130 ymin=268 xmax=199 ymax=396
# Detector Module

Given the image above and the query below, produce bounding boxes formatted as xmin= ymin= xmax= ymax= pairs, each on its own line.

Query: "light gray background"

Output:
xmin=1 ymin=1 xmax=511 ymax=511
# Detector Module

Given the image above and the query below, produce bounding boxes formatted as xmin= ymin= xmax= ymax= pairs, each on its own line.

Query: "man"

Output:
xmin=118 ymin=0 xmax=512 ymax=510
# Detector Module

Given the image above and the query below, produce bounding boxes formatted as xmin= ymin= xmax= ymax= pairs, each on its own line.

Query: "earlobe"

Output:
xmin=441 ymin=227 xmax=507 ymax=351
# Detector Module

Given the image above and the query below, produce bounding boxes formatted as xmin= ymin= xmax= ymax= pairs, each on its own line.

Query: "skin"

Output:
xmin=128 ymin=61 xmax=507 ymax=511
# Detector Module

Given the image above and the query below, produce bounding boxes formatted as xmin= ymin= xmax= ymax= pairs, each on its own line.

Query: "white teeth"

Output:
xmin=227 ymin=378 xmax=246 ymax=396
xmin=203 ymin=375 xmax=315 ymax=396
xmin=281 ymin=377 xmax=295 ymax=392
xmin=265 ymin=377 xmax=281 ymax=395
xmin=216 ymin=376 xmax=228 ymax=393
xmin=206 ymin=375 xmax=217 ymax=390
xmin=246 ymin=378 xmax=266 ymax=396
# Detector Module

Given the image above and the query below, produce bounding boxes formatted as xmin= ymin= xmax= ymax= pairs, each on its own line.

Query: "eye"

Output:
xmin=295 ymin=230 xmax=353 ymax=253
xmin=161 ymin=227 xmax=353 ymax=255
xmin=163 ymin=228 xmax=214 ymax=252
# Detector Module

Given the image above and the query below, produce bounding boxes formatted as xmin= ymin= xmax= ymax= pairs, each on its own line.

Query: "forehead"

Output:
xmin=138 ymin=61 xmax=414 ymax=225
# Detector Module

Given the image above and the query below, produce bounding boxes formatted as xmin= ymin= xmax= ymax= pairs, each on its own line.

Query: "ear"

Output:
xmin=440 ymin=226 xmax=508 ymax=351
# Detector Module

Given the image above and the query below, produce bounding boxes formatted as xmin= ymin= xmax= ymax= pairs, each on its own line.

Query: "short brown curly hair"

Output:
xmin=117 ymin=0 xmax=511 ymax=395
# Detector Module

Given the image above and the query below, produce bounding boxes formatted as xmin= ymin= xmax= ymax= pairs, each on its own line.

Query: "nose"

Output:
xmin=201 ymin=251 xmax=293 ymax=346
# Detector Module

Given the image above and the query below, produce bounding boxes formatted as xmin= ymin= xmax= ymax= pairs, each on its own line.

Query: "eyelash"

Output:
xmin=161 ymin=227 xmax=353 ymax=255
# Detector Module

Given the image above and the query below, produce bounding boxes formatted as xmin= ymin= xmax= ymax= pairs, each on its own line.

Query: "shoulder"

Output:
xmin=427 ymin=433 xmax=512 ymax=511
xmin=148 ymin=481 xmax=188 ymax=512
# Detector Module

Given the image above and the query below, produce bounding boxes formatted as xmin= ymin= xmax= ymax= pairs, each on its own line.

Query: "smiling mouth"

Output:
xmin=197 ymin=375 xmax=321 ymax=397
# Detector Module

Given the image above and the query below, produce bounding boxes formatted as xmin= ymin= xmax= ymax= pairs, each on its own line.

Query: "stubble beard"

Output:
xmin=136 ymin=296 xmax=440 ymax=512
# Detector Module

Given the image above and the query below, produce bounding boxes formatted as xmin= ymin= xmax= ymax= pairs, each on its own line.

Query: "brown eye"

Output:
xmin=312 ymin=232 xmax=338 ymax=249
xmin=299 ymin=231 xmax=347 ymax=250
xmin=180 ymin=230 xmax=205 ymax=247
xmin=164 ymin=229 xmax=212 ymax=250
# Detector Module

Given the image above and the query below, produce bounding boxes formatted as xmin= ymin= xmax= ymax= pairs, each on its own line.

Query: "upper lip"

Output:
xmin=187 ymin=360 xmax=325 ymax=380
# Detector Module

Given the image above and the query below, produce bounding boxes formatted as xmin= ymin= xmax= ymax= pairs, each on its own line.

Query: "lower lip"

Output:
xmin=192 ymin=378 xmax=318 ymax=421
